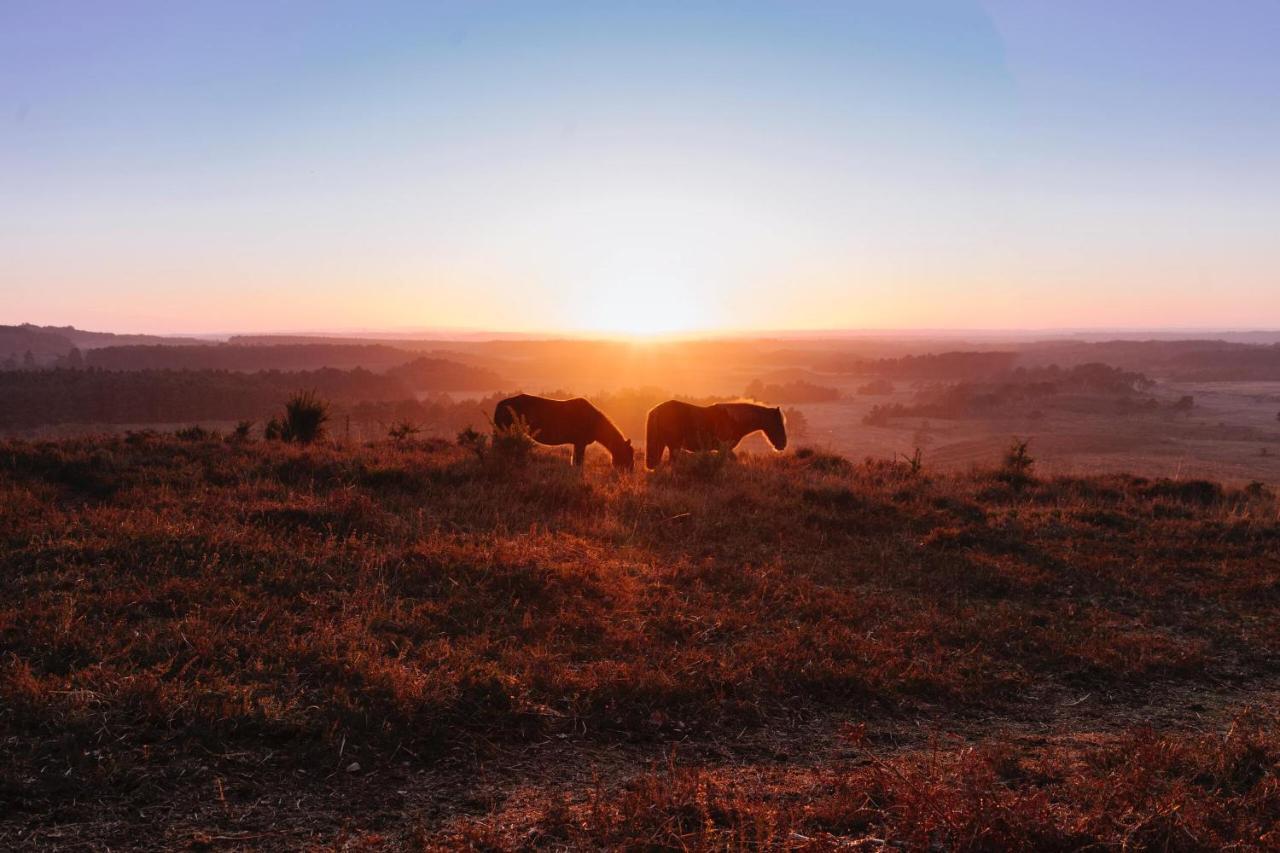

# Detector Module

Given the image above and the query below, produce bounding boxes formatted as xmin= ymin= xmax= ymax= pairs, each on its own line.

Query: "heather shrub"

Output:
xmin=281 ymin=390 xmax=329 ymax=444
xmin=999 ymin=436 xmax=1035 ymax=485
xmin=674 ymin=440 xmax=733 ymax=480
xmin=456 ymin=424 xmax=488 ymax=458
xmin=489 ymin=412 xmax=538 ymax=467
xmin=387 ymin=420 xmax=421 ymax=443
xmin=174 ymin=425 xmax=215 ymax=441
xmin=794 ymin=446 xmax=854 ymax=475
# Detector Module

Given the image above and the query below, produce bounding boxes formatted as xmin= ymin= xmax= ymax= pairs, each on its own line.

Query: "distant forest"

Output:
xmin=863 ymin=363 xmax=1154 ymax=425
xmin=813 ymin=343 xmax=1280 ymax=381
xmin=82 ymin=344 xmax=434 ymax=372
xmin=0 ymin=357 xmax=504 ymax=430
xmin=820 ymin=350 xmax=1020 ymax=379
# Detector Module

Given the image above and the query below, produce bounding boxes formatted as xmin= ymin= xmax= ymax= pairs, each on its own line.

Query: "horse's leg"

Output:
xmin=572 ymin=444 xmax=586 ymax=467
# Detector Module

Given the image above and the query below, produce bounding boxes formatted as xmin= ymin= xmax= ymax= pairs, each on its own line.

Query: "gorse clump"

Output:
xmin=456 ymin=415 xmax=539 ymax=467
xmin=456 ymin=425 xmax=489 ymax=458
xmin=1003 ymin=436 xmax=1035 ymax=478
xmin=285 ymin=390 xmax=329 ymax=443
xmin=174 ymin=425 xmax=216 ymax=442
xmin=674 ymin=440 xmax=733 ymax=480
xmin=387 ymin=420 xmax=422 ymax=443
xmin=489 ymin=413 xmax=538 ymax=467
xmin=266 ymin=391 xmax=330 ymax=444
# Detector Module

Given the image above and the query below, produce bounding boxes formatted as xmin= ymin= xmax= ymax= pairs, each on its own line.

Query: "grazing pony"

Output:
xmin=494 ymin=394 xmax=635 ymax=469
xmin=645 ymin=400 xmax=787 ymax=469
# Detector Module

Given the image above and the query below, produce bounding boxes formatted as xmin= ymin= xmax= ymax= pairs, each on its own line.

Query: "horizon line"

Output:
xmin=14 ymin=320 xmax=1280 ymax=343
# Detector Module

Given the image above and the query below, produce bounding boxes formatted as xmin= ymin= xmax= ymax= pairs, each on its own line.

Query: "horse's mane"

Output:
xmin=569 ymin=396 xmax=630 ymax=447
xmin=593 ymin=406 xmax=628 ymax=442
xmin=719 ymin=399 xmax=776 ymax=409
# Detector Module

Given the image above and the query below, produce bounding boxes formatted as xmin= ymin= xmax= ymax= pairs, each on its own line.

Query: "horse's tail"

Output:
xmin=645 ymin=406 xmax=664 ymax=469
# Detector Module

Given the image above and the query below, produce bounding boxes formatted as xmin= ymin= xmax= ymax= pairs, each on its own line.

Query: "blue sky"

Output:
xmin=3 ymin=1 xmax=1278 ymax=334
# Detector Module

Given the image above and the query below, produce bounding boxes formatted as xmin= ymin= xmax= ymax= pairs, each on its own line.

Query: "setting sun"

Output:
xmin=561 ymin=241 xmax=718 ymax=337
xmin=572 ymin=275 xmax=710 ymax=338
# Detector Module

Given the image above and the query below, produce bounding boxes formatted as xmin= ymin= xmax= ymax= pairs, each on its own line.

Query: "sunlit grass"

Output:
xmin=2 ymin=434 xmax=1277 ymax=846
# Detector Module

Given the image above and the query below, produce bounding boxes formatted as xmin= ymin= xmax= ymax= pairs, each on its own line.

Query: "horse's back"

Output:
xmin=647 ymin=399 xmax=695 ymax=433
xmin=494 ymin=394 xmax=599 ymax=446
xmin=649 ymin=399 xmax=704 ymax=418
xmin=648 ymin=399 xmax=723 ymax=444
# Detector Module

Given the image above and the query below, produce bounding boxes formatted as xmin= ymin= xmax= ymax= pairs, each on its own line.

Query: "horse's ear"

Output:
xmin=626 ymin=438 xmax=633 ymax=447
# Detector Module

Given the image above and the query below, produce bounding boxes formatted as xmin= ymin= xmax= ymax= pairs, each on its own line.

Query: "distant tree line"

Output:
xmin=0 ymin=361 xmax=500 ymax=430
xmin=856 ymin=378 xmax=895 ymax=396
xmin=1166 ymin=345 xmax=1280 ymax=381
xmin=744 ymin=378 xmax=840 ymax=403
xmin=816 ymin=350 xmax=1020 ymax=380
xmin=80 ymin=343 xmax=471 ymax=373
xmin=862 ymin=363 xmax=1154 ymax=426
xmin=818 ymin=340 xmax=1280 ymax=379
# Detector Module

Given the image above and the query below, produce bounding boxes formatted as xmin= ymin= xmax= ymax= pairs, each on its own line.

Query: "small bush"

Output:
xmin=124 ymin=429 xmax=158 ymax=447
xmin=265 ymin=391 xmax=329 ymax=444
xmin=387 ymin=420 xmax=422 ymax=443
xmin=489 ymin=413 xmax=538 ymax=467
xmin=1003 ymin=437 xmax=1035 ymax=477
xmin=283 ymin=390 xmax=329 ymax=444
xmin=174 ymin=425 xmax=215 ymax=441
xmin=863 ymin=403 xmax=895 ymax=426
xmin=675 ymin=441 xmax=733 ymax=480
xmin=1142 ymin=479 xmax=1222 ymax=506
xmin=456 ymin=425 xmax=489 ymax=458
xmin=795 ymin=446 xmax=854 ymax=475
xmin=1244 ymin=480 xmax=1274 ymax=501
xmin=857 ymin=377 xmax=894 ymax=395
xmin=230 ymin=420 xmax=253 ymax=442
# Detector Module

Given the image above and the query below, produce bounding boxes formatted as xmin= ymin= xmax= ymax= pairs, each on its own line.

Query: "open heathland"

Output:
xmin=2 ymin=436 xmax=1278 ymax=849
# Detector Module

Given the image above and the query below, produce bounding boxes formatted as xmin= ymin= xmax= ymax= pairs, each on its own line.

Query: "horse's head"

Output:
xmin=613 ymin=438 xmax=635 ymax=471
xmin=765 ymin=406 xmax=788 ymax=451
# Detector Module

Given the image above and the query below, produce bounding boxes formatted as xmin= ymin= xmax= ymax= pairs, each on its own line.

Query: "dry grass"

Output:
xmin=450 ymin=710 xmax=1280 ymax=850
xmin=1 ymin=435 xmax=1278 ymax=848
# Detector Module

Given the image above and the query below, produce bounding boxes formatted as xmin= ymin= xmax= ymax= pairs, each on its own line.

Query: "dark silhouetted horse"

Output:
xmin=494 ymin=394 xmax=635 ymax=469
xmin=645 ymin=400 xmax=787 ymax=469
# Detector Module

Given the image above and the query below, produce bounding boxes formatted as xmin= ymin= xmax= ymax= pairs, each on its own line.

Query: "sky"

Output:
xmin=3 ymin=1 xmax=1279 ymax=336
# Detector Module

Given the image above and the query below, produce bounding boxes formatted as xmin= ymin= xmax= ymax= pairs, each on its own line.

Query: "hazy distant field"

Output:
xmin=782 ymin=379 xmax=1280 ymax=486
